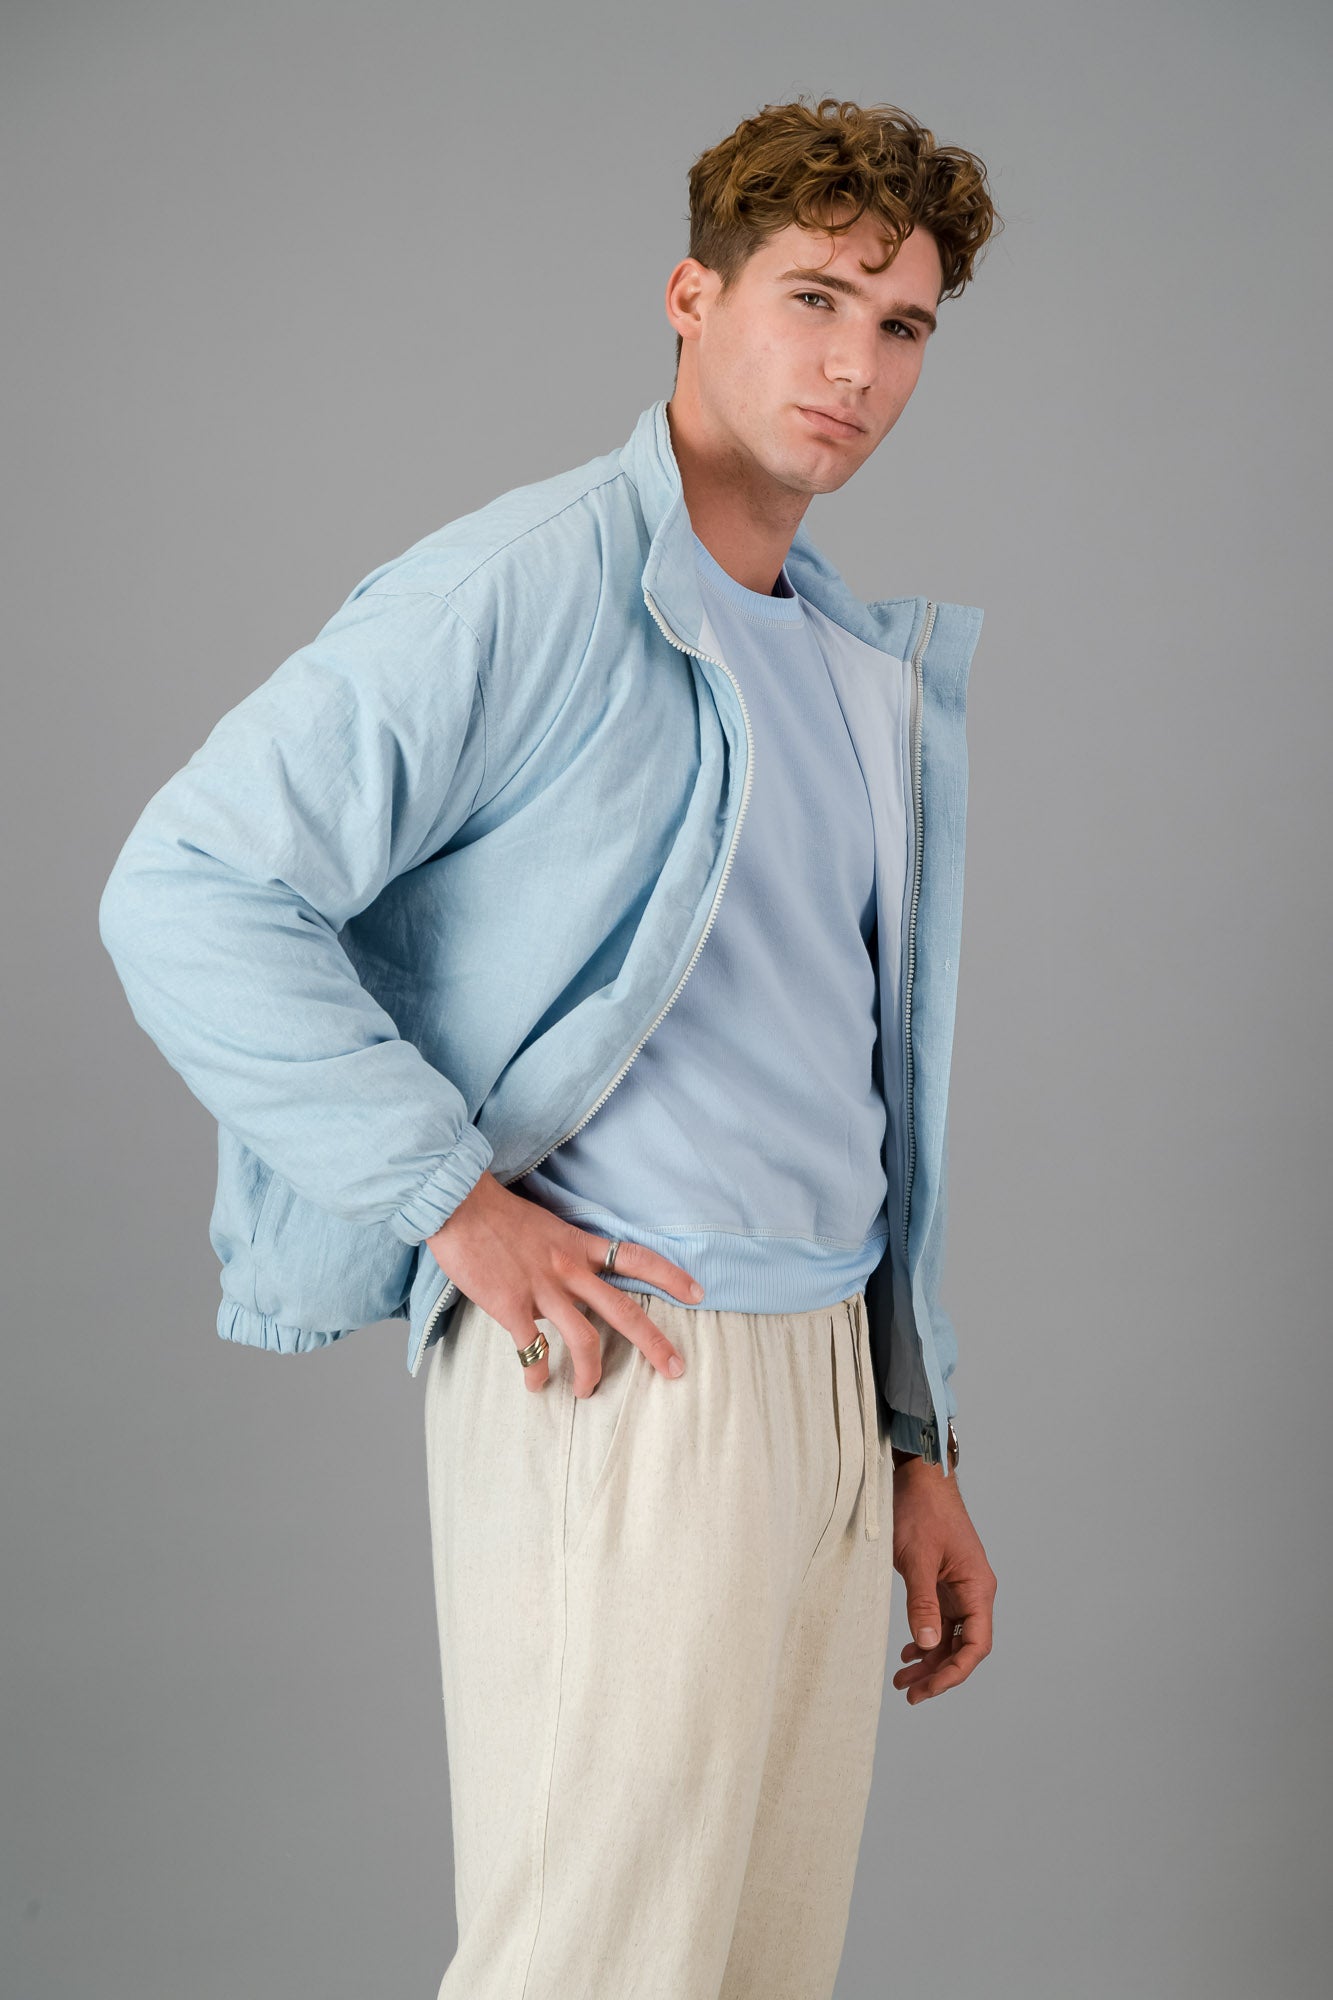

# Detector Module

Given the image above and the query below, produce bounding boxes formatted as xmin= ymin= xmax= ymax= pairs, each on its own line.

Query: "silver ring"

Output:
xmin=952 ymin=1621 xmax=965 ymax=1641
xmin=601 ymin=1238 xmax=623 ymax=1276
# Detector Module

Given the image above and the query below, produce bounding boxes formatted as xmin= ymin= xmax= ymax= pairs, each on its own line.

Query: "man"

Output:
xmin=100 ymin=95 xmax=1001 ymax=2000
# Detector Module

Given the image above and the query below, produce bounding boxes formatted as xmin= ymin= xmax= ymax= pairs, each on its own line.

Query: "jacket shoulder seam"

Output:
xmin=366 ymin=464 xmax=630 ymax=611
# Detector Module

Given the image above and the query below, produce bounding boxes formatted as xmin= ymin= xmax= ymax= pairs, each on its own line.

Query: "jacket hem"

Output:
xmin=217 ymin=1297 xmax=354 ymax=1356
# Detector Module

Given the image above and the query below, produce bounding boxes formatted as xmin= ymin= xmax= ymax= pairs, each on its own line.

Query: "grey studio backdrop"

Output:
xmin=3 ymin=4 xmax=1329 ymax=1997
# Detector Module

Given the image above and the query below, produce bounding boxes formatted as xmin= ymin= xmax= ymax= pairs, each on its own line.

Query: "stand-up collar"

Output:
xmin=617 ymin=396 xmax=921 ymax=660
xmin=618 ymin=398 xmax=707 ymax=649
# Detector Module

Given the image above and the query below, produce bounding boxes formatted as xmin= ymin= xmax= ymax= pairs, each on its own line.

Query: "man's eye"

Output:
xmin=796 ymin=294 xmax=917 ymax=340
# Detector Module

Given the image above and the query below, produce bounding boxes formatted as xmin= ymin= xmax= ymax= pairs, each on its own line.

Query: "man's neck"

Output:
xmin=665 ymin=395 xmax=810 ymax=597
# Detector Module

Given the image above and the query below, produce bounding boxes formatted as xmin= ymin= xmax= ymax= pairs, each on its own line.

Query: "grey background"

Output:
xmin=4 ymin=2 xmax=1329 ymax=1995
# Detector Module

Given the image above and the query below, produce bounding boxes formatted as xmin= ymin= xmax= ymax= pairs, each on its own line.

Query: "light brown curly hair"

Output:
xmin=673 ymin=95 xmax=1003 ymax=371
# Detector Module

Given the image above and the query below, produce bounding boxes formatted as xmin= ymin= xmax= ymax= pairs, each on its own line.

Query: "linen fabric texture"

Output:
xmin=424 ymin=1286 xmax=894 ymax=2000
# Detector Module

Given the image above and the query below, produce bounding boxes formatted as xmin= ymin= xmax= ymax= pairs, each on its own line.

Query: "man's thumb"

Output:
xmin=905 ymin=1581 xmax=941 ymax=1652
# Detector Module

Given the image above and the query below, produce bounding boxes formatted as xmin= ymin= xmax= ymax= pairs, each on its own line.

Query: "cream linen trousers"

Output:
xmin=423 ymin=1284 xmax=896 ymax=2000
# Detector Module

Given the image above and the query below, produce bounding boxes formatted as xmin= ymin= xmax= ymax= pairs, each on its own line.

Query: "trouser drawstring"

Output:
xmin=847 ymin=1293 xmax=881 ymax=1542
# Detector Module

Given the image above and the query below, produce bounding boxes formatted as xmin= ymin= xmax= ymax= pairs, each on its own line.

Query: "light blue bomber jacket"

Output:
xmin=98 ymin=396 xmax=984 ymax=1473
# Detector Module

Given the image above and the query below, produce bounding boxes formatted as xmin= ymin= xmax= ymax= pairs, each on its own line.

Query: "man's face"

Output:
xmin=671 ymin=211 xmax=944 ymax=498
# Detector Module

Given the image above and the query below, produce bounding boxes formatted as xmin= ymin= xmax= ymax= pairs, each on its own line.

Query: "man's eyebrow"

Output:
xmin=775 ymin=267 xmax=939 ymax=335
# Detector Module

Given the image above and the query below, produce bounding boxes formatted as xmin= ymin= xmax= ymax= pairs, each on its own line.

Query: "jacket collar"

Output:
xmin=617 ymin=396 xmax=918 ymax=659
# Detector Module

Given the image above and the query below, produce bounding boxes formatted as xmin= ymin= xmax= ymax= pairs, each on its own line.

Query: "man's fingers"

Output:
xmin=892 ymin=1609 xmax=992 ymax=1701
xmin=904 ymin=1637 xmax=989 ymax=1702
xmin=584 ymin=1231 xmax=704 ymax=1307
xmin=512 ymin=1316 xmax=552 ymax=1393
xmin=891 ymin=1631 xmax=949 ymax=1681
xmin=537 ymin=1294 xmax=605 ymax=1397
xmin=504 ymin=1301 xmax=598 ymax=1397
xmin=571 ymin=1269 xmax=689 ymax=1381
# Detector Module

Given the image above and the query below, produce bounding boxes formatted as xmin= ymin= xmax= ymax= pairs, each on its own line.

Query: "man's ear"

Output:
xmin=664 ymin=257 xmax=715 ymax=348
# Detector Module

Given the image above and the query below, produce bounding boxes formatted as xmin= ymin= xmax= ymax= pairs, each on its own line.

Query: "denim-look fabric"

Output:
xmin=98 ymin=397 xmax=983 ymax=1470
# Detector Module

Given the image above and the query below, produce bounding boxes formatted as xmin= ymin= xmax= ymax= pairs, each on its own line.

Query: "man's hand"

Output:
xmin=426 ymin=1171 xmax=701 ymax=1396
xmin=889 ymin=1453 xmax=997 ymax=1703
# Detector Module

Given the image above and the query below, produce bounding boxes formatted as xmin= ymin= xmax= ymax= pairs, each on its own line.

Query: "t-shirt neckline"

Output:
xmin=691 ymin=532 xmax=805 ymax=623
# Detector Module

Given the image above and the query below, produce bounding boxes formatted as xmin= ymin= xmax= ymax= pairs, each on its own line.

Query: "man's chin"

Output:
xmin=781 ymin=451 xmax=858 ymax=497
xmin=781 ymin=428 xmax=869 ymax=486
xmin=733 ymin=422 xmax=860 ymax=499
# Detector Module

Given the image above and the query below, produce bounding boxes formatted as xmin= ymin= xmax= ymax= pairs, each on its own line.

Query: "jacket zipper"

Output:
xmin=901 ymin=599 xmax=936 ymax=1258
xmin=415 ymin=586 xmax=756 ymax=1359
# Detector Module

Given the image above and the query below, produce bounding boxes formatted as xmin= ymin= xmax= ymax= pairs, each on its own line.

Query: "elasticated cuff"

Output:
xmin=387 ymin=1123 xmax=495 ymax=1245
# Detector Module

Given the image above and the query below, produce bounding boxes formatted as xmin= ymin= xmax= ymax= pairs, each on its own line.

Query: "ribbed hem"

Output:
xmin=387 ymin=1123 xmax=495 ymax=1245
xmin=547 ymin=1212 xmax=890 ymax=1314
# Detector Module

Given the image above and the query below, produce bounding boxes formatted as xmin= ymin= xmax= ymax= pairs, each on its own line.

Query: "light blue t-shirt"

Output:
xmin=512 ymin=531 xmax=900 ymax=1312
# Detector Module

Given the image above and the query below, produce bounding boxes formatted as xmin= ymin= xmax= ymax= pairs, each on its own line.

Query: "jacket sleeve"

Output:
xmin=97 ymin=582 xmax=495 ymax=1246
xmin=885 ymin=1114 xmax=959 ymax=1470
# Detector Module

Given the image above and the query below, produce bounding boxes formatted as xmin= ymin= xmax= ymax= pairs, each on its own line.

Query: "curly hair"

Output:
xmin=674 ymin=95 xmax=1003 ymax=369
